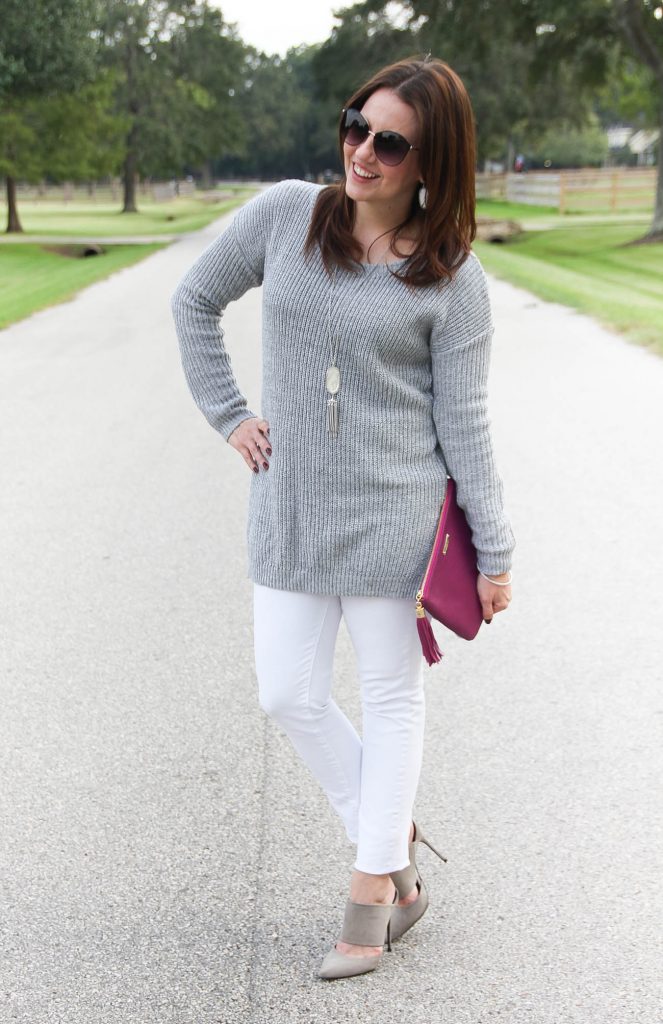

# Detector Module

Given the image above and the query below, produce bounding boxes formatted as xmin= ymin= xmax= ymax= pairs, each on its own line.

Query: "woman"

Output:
xmin=171 ymin=54 xmax=514 ymax=980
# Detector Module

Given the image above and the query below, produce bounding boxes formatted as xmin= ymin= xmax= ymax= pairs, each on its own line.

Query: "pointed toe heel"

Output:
xmin=317 ymin=891 xmax=398 ymax=980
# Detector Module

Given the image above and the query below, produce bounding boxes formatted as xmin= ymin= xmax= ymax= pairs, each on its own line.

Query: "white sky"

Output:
xmin=209 ymin=0 xmax=342 ymax=56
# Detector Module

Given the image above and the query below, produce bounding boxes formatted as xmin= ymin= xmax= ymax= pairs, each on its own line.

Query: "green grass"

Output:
xmin=477 ymin=199 xmax=561 ymax=221
xmin=0 ymin=243 xmax=167 ymax=329
xmin=476 ymin=198 xmax=654 ymax=226
xmin=0 ymin=188 xmax=259 ymax=328
xmin=473 ymin=204 xmax=663 ymax=356
xmin=0 ymin=189 xmax=257 ymax=237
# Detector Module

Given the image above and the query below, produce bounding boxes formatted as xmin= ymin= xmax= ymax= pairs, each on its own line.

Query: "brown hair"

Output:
xmin=304 ymin=54 xmax=478 ymax=289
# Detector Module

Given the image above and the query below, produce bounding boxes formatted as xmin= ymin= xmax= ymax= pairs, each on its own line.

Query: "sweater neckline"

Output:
xmin=357 ymin=256 xmax=409 ymax=270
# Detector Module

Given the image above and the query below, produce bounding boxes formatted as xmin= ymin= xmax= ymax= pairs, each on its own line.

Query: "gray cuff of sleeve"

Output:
xmin=221 ymin=409 xmax=259 ymax=442
xmin=477 ymin=559 xmax=513 ymax=577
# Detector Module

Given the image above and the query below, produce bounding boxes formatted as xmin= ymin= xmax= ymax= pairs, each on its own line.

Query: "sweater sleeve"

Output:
xmin=170 ymin=181 xmax=293 ymax=441
xmin=430 ymin=252 xmax=516 ymax=576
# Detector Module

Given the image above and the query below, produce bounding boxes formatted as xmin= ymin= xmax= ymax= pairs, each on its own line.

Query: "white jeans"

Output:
xmin=252 ymin=582 xmax=425 ymax=875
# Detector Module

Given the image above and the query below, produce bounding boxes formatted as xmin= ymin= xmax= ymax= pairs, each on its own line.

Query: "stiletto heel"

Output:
xmin=389 ymin=820 xmax=447 ymax=942
xmin=418 ymin=828 xmax=448 ymax=864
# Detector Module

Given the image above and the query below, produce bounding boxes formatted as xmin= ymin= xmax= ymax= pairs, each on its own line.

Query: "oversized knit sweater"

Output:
xmin=170 ymin=178 xmax=515 ymax=599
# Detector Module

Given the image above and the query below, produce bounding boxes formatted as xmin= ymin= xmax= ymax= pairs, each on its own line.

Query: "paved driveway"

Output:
xmin=1 ymin=203 xmax=661 ymax=1023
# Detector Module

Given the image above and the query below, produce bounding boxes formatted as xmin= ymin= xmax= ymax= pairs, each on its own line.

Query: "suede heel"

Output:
xmin=389 ymin=821 xmax=447 ymax=942
xmin=318 ymin=890 xmax=398 ymax=980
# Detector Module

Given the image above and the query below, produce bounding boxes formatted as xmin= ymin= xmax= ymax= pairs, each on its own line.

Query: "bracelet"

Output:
xmin=479 ymin=568 xmax=513 ymax=586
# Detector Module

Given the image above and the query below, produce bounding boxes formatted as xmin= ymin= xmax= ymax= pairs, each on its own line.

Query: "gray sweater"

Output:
xmin=170 ymin=178 xmax=515 ymax=598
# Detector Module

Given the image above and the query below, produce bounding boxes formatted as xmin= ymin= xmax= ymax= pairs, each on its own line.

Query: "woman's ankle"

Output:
xmin=350 ymin=869 xmax=396 ymax=904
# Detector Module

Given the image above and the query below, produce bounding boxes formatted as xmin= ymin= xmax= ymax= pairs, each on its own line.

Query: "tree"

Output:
xmin=96 ymin=0 xmax=182 ymax=212
xmin=595 ymin=48 xmax=659 ymax=131
xmin=210 ymin=44 xmax=342 ymax=181
xmin=96 ymin=0 xmax=257 ymax=208
xmin=0 ymin=72 xmax=127 ymax=219
xmin=0 ymin=0 xmax=99 ymax=231
xmin=166 ymin=1 xmax=246 ymax=186
xmin=528 ymin=113 xmax=609 ymax=168
xmin=312 ymin=4 xmax=420 ymax=111
xmin=612 ymin=0 xmax=663 ymax=238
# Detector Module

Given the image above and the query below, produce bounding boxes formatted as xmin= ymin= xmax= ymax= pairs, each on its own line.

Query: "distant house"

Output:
xmin=627 ymin=129 xmax=659 ymax=166
xmin=606 ymin=124 xmax=659 ymax=166
xmin=606 ymin=125 xmax=632 ymax=150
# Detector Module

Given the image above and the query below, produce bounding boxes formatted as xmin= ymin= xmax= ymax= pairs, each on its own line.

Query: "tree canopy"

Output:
xmin=1 ymin=0 xmax=661 ymax=235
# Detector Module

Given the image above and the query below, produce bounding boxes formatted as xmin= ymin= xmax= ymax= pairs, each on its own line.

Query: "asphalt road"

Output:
xmin=1 ymin=203 xmax=661 ymax=1024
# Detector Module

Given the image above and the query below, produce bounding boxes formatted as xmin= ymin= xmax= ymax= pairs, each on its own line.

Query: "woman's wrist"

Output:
xmin=478 ymin=568 xmax=513 ymax=586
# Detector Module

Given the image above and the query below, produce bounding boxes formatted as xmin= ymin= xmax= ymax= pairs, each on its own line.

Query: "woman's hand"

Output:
xmin=477 ymin=571 xmax=512 ymax=624
xmin=228 ymin=416 xmax=271 ymax=474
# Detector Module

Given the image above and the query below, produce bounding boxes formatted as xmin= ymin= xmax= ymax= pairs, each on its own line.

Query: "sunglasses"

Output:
xmin=340 ymin=107 xmax=420 ymax=167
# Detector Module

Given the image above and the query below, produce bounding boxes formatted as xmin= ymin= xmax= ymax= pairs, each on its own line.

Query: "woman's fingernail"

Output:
xmin=253 ymin=466 xmax=259 ymax=473
xmin=266 ymin=448 xmax=272 ymax=455
xmin=263 ymin=461 xmax=269 ymax=470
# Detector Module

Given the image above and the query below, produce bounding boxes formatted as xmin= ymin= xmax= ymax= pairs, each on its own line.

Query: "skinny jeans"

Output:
xmin=252 ymin=582 xmax=426 ymax=875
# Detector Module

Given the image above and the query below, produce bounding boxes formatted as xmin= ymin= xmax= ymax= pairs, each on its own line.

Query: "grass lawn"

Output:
xmin=0 ymin=189 xmax=259 ymax=329
xmin=0 ymin=243 xmax=167 ymax=329
xmin=474 ymin=201 xmax=663 ymax=357
xmin=477 ymin=199 xmax=560 ymax=221
xmin=0 ymin=188 xmax=258 ymax=237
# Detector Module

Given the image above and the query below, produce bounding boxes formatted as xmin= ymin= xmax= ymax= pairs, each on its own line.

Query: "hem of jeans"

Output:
xmin=352 ymin=855 xmax=411 ymax=875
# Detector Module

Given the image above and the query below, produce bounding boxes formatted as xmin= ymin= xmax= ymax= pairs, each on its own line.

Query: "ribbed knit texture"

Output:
xmin=170 ymin=179 xmax=516 ymax=598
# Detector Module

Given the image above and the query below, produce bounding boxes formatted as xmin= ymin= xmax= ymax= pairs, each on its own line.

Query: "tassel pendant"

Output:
xmin=327 ymin=394 xmax=339 ymax=436
xmin=415 ymin=590 xmax=443 ymax=666
xmin=325 ymin=365 xmax=340 ymax=394
xmin=325 ymin=364 xmax=340 ymax=437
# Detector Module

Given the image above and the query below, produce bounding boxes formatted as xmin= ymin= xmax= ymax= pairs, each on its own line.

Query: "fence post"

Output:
xmin=610 ymin=170 xmax=618 ymax=211
xmin=559 ymin=173 xmax=566 ymax=214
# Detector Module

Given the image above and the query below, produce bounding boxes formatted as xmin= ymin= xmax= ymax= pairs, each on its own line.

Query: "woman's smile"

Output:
xmin=351 ymin=161 xmax=380 ymax=182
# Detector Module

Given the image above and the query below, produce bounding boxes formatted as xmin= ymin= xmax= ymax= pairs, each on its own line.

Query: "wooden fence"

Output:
xmin=11 ymin=179 xmax=197 ymax=203
xmin=476 ymin=167 xmax=657 ymax=213
xmin=9 ymin=169 xmax=658 ymax=212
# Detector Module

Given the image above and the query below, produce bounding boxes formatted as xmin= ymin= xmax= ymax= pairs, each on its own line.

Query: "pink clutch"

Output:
xmin=415 ymin=476 xmax=484 ymax=666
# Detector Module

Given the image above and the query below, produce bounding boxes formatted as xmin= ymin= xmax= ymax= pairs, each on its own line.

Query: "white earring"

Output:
xmin=418 ymin=183 xmax=428 ymax=209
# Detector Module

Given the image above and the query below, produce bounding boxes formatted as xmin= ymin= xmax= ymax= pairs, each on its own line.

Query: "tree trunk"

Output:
xmin=613 ymin=0 xmax=663 ymax=241
xmin=122 ymin=136 xmax=139 ymax=213
xmin=5 ymin=176 xmax=23 ymax=233
xmin=649 ymin=98 xmax=663 ymax=237
xmin=506 ymin=135 xmax=515 ymax=174
xmin=200 ymin=159 xmax=213 ymax=189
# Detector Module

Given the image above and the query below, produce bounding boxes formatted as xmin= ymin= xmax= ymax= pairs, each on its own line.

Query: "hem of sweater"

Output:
xmin=248 ymin=563 xmax=421 ymax=600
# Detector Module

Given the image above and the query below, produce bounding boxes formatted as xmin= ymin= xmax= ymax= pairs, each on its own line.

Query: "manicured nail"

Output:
xmin=263 ymin=461 xmax=269 ymax=470
xmin=253 ymin=466 xmax=259 ymax=473
xmin=266 ymin=448 xmax=272 ymax=455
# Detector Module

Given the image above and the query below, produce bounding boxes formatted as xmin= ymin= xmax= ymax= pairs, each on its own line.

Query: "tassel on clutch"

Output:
xmin=415 ymin=476 xmax=484 ymax=666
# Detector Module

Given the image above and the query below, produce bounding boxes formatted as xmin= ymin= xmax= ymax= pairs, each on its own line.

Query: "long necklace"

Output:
xmin=325 ymin=265 xmax=340 ymax=436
